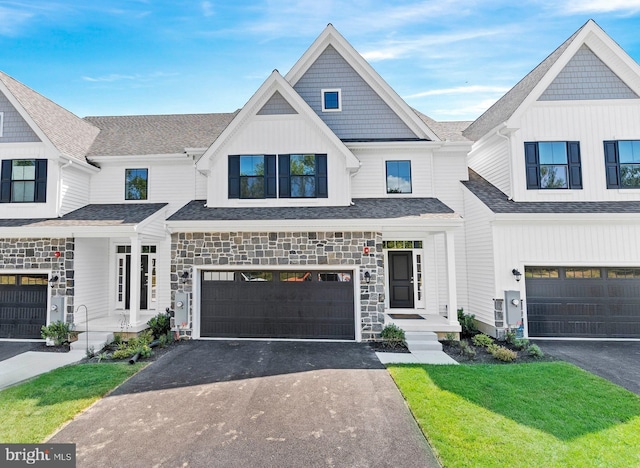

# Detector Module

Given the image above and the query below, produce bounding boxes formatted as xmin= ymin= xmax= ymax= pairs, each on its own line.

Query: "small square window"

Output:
xmin=125 ymin=168 xmax=148 ymax=200
xmin=321 ymin=89 xmax=341 ymax=112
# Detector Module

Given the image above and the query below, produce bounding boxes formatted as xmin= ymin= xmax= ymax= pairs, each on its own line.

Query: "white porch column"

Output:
xmin=445 ymin=230 xmax=458 ymax=326
xmin=129 ymin=236 xmax=141 ymax=326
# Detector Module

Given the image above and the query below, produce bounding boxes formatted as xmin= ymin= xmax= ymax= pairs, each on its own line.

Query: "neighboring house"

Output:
xmin=1 ymin=20 xmax=639 ymax=342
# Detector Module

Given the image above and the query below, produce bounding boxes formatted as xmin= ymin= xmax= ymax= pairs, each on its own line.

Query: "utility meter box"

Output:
xmin=50 ymin=296 xmax=65 ymax=323
xmin=504 ymin=290 xmax=522 ymax=327
xmin=174 ymin=292 xmax=189 ymax=328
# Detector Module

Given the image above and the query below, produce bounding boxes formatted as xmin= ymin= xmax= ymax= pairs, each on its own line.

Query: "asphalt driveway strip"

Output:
xmin=0 ymin=341 xmax=40 ymax=361
xmin=49 ymin=341 xmax=440 ymax=468
xmin=535 ymin=340 xmax=640 ymax=395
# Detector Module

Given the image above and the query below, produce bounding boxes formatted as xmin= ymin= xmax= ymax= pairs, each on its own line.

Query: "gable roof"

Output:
xmin=84 ymin=113 xmax=237 ymax=157
xmin=285 ymin=24 xmax=440 ymax=141
xmin=414 ymin=110 xmax=472 ymax=142
xmin=196 ymin=70 xmax=360 ymax=171
xmin=463 ymin=169 xmax=640 ymax=214
xmin=0 ymin=71 xmax=99 ymax=161
xmin=463 ymin=19 xmax=640 ymax=141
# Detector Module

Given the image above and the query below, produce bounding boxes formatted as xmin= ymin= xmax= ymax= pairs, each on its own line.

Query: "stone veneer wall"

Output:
xmin=0 ymin=238 xmax=74 ymax=320
xmin=170 ymin=231 xmax=384 ymax=340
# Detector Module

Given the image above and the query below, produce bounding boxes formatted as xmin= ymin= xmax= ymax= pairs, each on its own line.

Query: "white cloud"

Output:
xmin=82 ymin=72 xmax=178 ymax=83
xmin=0 ymin=6 xmax=35 ymax=36
xmin=405 ymin=85 xmax=511 ymax=99
xmin=386 ymin=175 xmax=412 ymax=193
xmin=560 ymin=0 xmax=640 ymax=14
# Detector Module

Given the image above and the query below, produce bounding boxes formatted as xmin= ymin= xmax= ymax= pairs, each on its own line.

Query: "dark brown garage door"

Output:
xmin=0 ymin=274 xmax=48 ymax=339
xmin=200 ymin=270 xmax=355 ymax=340
xmin=526 ymin=267 xmax=640 ymax=338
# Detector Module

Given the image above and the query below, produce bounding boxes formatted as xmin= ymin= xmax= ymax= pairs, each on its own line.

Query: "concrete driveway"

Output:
xmin=535 ymin=340 xmax=640 ymax=395
xmin=49 ymin=341 xmax=439 ymax=468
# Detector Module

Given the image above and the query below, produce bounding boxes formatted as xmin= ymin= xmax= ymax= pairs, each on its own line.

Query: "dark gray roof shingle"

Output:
xmin=464 ymin=170 xmax=640 ymax=214
xmin=83 ymin=113 xmax=238 ymax=157
xmin=0 ymin=203 xmax=167 ymax=228
xmin=168 ymin=198 xmax=455 ymax=221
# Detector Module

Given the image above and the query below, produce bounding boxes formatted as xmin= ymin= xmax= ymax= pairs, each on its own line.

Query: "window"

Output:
xmin=525 ymin=142 xmax=582 ymax=189
xmin=383 ymin=241 xmax=423 ymax=249
xmin=125 ymin=168 xmax=148 ymax=200
xmin=604 ymin=140 xmax=640 ymax=188
xmin=0 ymin=159 xmax=47 ymax=203
xmin=525 ymin=267 xmax=560 ymax=279
xmin=321 ymin=89 xmax=341 ymax=112
xmin=203 ymin=271 xmax=235 ymax=282
xmin=565 ymin=268 xmax=601 ymax=279
xmin=279 ymin=154 xmax=328 ymax=198
xmin=607 ymin=268 xmax=640 ymax=279
xmin=228 ymin=155 xmax=276 ymax=199
xmin=386 ymin=161 xmax=412 ymax=193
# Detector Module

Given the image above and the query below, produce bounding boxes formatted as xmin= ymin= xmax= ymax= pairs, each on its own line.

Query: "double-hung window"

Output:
xmin=125 ymin=168 xmax=148 ymax=200
xmin=0 ymin=159 xmax=47 ymax=203
xmin=228 ymin=155 xmax=276 ymax=199
xmin=279 ymin=154 xmax=327 ymax=198
xmin=604 ymin=140 xmax=640 ymax=188
xmin=385 ymin=160 xmax=412 ymax=193
xmin=525 ymin=141 xmax=582 ymax=189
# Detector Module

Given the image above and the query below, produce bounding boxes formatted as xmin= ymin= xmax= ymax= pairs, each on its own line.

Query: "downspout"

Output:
xmin=57 ymin=159 xmax=72 ymax=217
xmin=495 ymin=125 xmax=514 ymax=200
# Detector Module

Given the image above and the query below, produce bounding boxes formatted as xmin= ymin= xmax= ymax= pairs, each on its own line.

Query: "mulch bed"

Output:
xmin=368 ymin=341 xmax=411 ymax=353
xmin=32 ymin=343 xmax=71 ymax=353
xmin=441 ymin=338 xmax=557 ymax=364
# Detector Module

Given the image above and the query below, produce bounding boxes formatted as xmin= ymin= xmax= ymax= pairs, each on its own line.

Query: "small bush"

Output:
xmin=487 ymin=342 xmax=499 ymax=354
xmin=457 ymin=308 xmax=478 ymax=337
xmin=472 ymin=334 xmax=493 ymax=348
xmin=41 ymin=321 xmax=74 ymax=346
xmin=514 ymin=338 xmax=530 ymax=350
xmin=147 ymin=312 xmax=171 ymax=339
xmin=504 ymin=329 xmax=517 ymax=345
xmin=112 ymin=334 xmax=123 ymax=345
xmin=458 ymin=340 xmax=476 ymax=359
xmin=112 ymin=347 xmax=137 ymax=360
xmin=527 ymin=344 xmax=545 ymax=358
xmin=443 ymin=332 xmax=458 ymax=344
xmin=380 ymin=324 xmax=406 ymax=349
xmin=490 ymin=345 xmax=517 ymax=362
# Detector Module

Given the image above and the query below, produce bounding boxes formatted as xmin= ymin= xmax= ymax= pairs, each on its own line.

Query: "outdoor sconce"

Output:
xmin=364 ymin=271 xmax=371 ymax=284
xmin=180 ymin=271 xmax=190 ymax=283
xmin=512 ymin=269 xmax=522 ymax=282
xmin=49 ymin=275 xmax=59 ymax=288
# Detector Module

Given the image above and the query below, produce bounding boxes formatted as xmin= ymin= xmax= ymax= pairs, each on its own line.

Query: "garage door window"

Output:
xmin=280 ymin=272 xmax=312 ymax=282
xmin=525 ymin=267 xmax=559 ymax=278
xmin=607 ymin=268 xmax=640 ymax=279
xmin=203 ymin=271 xmax=235 ymax=281
xmin=565 ymin=268 xmax=601 ymax=279
xmin=240 ymin=272 xmax=273 ymax=282
xmin=0 ymin=275 xmax=16 ymax=285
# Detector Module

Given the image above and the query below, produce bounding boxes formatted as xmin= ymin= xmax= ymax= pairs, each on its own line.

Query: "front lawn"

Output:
xmin=388 ymin=362 xmax=640 ymax=467
xmin=0 ymin=363 xmax=144 ymax=443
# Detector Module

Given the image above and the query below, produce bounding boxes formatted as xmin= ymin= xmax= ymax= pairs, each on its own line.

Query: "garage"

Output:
xmin=526 ymin=267 xmax=640 ymax=338
xmin=0 ymin=274 xmax=49 ymax=339
xmin=200 ymin=270 xmax=355 ymax=340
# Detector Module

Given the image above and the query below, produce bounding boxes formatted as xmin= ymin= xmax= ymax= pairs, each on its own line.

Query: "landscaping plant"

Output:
xmin=457 ymin=308 xmax=478 ymax=337
xmin=490 ymin=345 xmax=518 ymax=362
xmin=41 ymin=320 xmax=74 ymax=346
xmin=147 ymin=312 xmax=171 ymax=339
xmin=380 ymin=324 xmax=407 ymax=349
xmin=471 ymin=333 xmax=493 ymax=348
xmin=526 ymin=344 xmax=545 ymax=358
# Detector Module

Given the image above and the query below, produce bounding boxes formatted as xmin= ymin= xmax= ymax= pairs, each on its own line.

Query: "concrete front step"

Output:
xmin=405 ymin=331 xmax=443 ymax=352
xmin=70 ymin=332 xmax=113 ymax=353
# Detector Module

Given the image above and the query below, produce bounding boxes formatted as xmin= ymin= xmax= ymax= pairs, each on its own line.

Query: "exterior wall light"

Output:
xmin=364 ymin=271 xmax=371 ymax=284
xmin=512 ymin=269 xmax=522 ymax=282
xmin=49 ymin=275 xmax=59 ymax=288
xmin=180 ymin=271 xmax=190 ymax=283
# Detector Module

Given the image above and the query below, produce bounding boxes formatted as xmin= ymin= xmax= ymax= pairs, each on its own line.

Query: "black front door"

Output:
xmin=389 ymin=251 xmax=414 ymax=308
xmin=140 ymin=255 xmax=148 ymax=310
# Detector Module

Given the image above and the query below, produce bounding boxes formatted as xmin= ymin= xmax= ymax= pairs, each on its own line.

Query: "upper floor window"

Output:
xmin=0 ymin=159 xmax=47 ymax=203
xmin=125 ymin=168 xmax=148 ymax=200
xmin=525 ymin=141 xmax=582 ymax=190
xmin=228 ymin=155 xmax=276 ymax=199
xmin=604 ymin=140 xmax=640 ymax=189
xmin=279 ymin=154 xmax=328 ymax=198
xmin=321 ymin=89 xmax=341 ymax=112
xmin=386 ymin=160 xmax=412 ymax=193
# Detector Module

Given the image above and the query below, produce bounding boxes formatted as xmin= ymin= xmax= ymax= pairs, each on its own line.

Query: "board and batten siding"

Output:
xmin=462 ymin=188 xmax=497 ymax=325
xmin=511 ymin=100 xmax=640 ymax=202
xmin=467 ymin=133 xmax=511 ymax=198
xmin=59 ymin=165 xmax=91 ymax=216
xmin=74 ymin=238 xmax=110 ymax=322
xmin=207 ymin=115 xmax=352 ymax=207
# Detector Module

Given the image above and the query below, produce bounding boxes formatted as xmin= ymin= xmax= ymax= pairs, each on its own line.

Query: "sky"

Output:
xmin=0 ymin=1 xmax=639 ymax=122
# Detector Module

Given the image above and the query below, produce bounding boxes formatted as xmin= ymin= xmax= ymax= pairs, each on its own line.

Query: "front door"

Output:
xmin=389 ymin=251 xmax=414 ymax=308
xmin=115 ymin=245 xmax=156 ymax=310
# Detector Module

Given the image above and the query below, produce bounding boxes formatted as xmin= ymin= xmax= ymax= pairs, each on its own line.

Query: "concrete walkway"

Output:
xmin=0 ymin=347 xmax=85 ymax=390
xmin=376 ymin=350 xmax=458 ymax=365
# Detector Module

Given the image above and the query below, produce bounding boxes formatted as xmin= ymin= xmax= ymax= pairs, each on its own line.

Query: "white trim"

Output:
xmin=321 ymin=88 xmax=342 ymax=112
xmin=0 ymin=111 xmax=4 ymax=138
xmin=191 ymin=264 xmax=361 ymax=342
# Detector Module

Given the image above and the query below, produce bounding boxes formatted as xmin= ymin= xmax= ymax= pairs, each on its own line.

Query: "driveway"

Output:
xmin=49 ymin=341 xmax=439 ymax=468
xmin=0 ymin=341 xmax=39 ymax=361
xmin=535 ymin=340 xmax=640 ymax=395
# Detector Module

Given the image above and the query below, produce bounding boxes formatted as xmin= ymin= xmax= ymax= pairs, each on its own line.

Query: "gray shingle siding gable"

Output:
xmin=0 ymin=91 xmax=41 ymax=143
xmin=293 ymin=45 xmax=419 ymax=141
xmin=257 ymin=91 xmax=298 ymax=115
xmin=539 ymin=45 xmax=638 ymax=101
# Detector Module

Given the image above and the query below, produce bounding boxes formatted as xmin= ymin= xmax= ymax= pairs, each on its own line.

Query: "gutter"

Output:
xmin=495 ymin=124 xmax=514 ymax=201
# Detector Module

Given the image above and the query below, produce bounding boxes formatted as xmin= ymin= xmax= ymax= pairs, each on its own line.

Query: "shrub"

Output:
xmin=112 ymin=333 xmax=123 ymax=345
xmin=472 ymin=334 xmax=493 ymax=348
xmin=458 ymin=340 xmax=476 ymax=359
xmin=487 ymin=343 xmax=499 ymax=354
xmin=457 ymin=308 xmax=478 ymax=337
xmin=504 ymin=329 xmax=517 ymax=345
xmin=527 ymin=344 xmax=545 ymax=358
xmin=514 ymin=338 xmax=530 ymax=350
xmin=41 ymin=321 xmax=74 ymax=346
xmin=490 ymin=345 xmax=517 ymax=362
xmin=380 ymin=324 xmax=406 ymax=349
xmin=443 ymin=332 xmax=458 ymax=344
xmin=147 ymin=312 xmax=171 ymax=339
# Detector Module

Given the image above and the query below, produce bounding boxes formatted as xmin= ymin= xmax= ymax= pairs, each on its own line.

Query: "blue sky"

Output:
xmin=1 ymin=1 xmax=639 ymax=121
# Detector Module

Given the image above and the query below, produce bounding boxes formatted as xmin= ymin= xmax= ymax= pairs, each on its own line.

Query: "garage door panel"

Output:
xmin=0 ymin=275 xmax=48 ymax=339
xmin=526 ymin=267 xmax=640 ymax=338
xmin=200 ymin=270 xmax=355 ymax=340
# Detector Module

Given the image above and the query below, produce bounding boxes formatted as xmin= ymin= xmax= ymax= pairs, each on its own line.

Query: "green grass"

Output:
xmin=388 ymin=362 xmax=640 ymax=468
xmin=0 ymin=363 xmax=144 ymax=443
